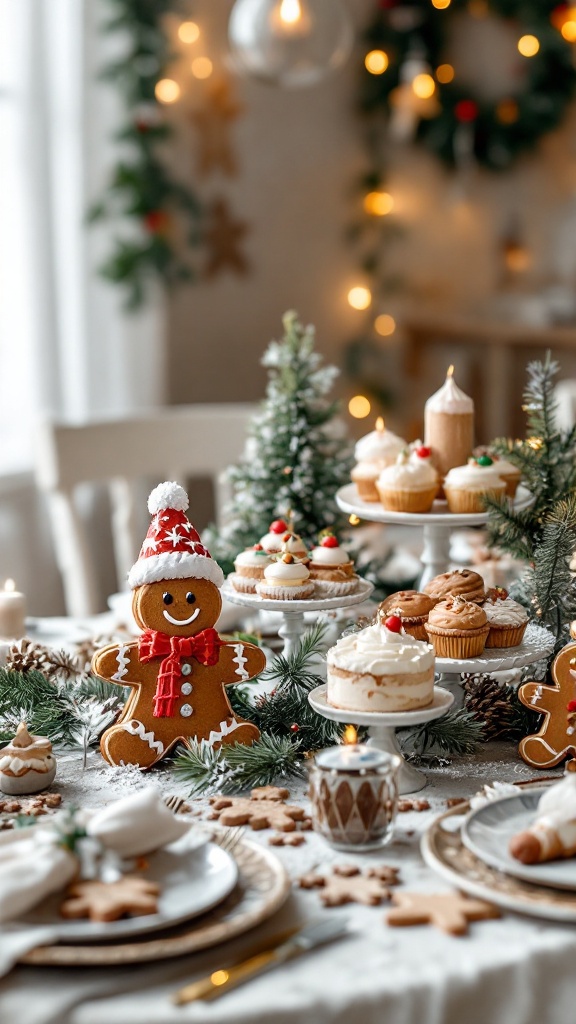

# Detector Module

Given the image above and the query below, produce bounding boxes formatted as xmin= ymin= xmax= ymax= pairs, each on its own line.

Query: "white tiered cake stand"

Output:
xmin=308 ymin=685 xmax=454 ymax=794
xmin=336 ymin=483 xmax=533 ymax=588
xmin=221 ymin=578 xmax=374 ymax=657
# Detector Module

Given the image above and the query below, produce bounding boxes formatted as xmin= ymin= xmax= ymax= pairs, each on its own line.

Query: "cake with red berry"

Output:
xmin=231 ymin=544 xmax=272 ymax=594
xmin=259 ymin=519 xmax=291 ymax=554
xmin=376 ymin=446 xmax=439 ymax=513
xmin=326 ymin=615 xmax=435 ymax=713
xmin=378 ymin=590 xmax=435 ymax=641
xmin=308 ymin=533 xmax=359 ymax=597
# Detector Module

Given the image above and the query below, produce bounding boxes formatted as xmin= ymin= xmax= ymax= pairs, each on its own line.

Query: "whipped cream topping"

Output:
xmin=327 ymin=623 xmax=434 ymax=676
xmin=378 ymin=453 xmax=438 ymax=490
xmin=264 ymin=561 xmax=310 ymax=584
xmin=235 ymin=548 xmax=272 ymax=568
xmin=535 ymin=773 xmax=576 ymax=847
xmin=259 ymin=531 xmax=285 ymax=552
xmin=354 ymin=427 xmax=406 ymax=465
xmin=425 ymin=374 xmax=474 ymax=414
xmin=484 ymin=596 xmax=528 ymax=626
xmin=280 ymin=533 xmax=308 ymax=555
xmin=444 ymin=461 xmax=507 ymax=491
xmin=310 ymin=545 xmax=351 ymax=566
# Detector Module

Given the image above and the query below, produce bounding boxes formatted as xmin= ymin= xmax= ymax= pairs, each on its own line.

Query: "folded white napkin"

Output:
xmin=86 ymin=787 xmax=191 ymax=858
xmin=0 ymin=829 xmax=77 ymax=923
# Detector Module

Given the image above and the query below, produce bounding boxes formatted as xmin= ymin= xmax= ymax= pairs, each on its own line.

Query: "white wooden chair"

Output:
xmin=35 ymin=404 xmax=256 ymax=616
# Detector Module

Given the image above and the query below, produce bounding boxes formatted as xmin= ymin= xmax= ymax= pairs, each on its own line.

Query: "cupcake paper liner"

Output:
xmin=444 ymin=486 xmax=506 ymax=515
xmin=229 ymin=573 xmax=258 ymax=594
xmin=485 ymin=621 xmax=527 ymax=649
xmin=377 ymin=485 xmax=438 ymax=514
xmin=256 ymin=582 xmax=315 ymax=601
xmin=352 ymin=477 xmax=380 ymax=502
xmin=312 ymin=578 xmax=359 ymax=598
xmin=425 ymin=626 xmax=489 ymax=658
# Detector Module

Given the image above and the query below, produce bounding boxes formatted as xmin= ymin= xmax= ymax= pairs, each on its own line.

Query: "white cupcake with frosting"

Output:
xmin=376 ymin=446 xmax=439 ymax=513
xmin=0 ymin=722 xmax=57 ymax=795
xmin=259 ymin=519 xmax=290 ymax=553
xmin=256 ymin=553 xmax=314 ymax=600
xmin=231 ymin=545 xmax=272 ymax=593
xmin=308 ymin=533 xmax=359 ymax=597
xmin=327 ymin=614 xmax=434 ymax=712
xmin=484 ymin=587 xmax=528 ymax=648
xmin=351 ymin=419 xmax=406 ymax=502
xmin=444 ymin=456 xmax=506 ymax=514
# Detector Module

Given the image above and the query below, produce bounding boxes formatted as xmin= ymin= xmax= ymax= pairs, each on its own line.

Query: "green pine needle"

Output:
xmin=173 ymin=735 xmax=305 ymax=795
xmin=402 ymin=709 xmax=483 ymax=757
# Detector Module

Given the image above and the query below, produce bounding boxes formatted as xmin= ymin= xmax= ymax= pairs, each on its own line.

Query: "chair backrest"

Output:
xmin=35 ymin=404 xmax=256 ymax=616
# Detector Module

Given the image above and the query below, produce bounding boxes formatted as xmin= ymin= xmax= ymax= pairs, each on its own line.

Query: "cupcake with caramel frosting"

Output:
xmin=378 ymin=590 xmax=435 ymax=641
xmin=0 ymin=722 xmax=57 ymax=795
xmin=424 ymin=568 xmax=485 ymax=605
xmin=308 ymin=533 xmax=359 ymax=597
xmin=425 ymin=596 xmax=489 ymax=658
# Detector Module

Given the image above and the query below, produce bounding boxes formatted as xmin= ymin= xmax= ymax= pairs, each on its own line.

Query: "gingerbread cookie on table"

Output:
xmin=93 ymin=482 xmax=264 ymax=769
xmin=518 ymin=634 xmax=576 ymax=769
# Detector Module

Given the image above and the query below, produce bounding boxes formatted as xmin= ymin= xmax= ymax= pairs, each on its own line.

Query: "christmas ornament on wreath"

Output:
xmin=93 ymin=482 xmax=265 ymax=769
xmin=361 ymin=0 xmax=576 ymax=170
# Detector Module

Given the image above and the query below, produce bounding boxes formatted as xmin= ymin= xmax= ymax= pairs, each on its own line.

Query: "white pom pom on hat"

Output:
xmin=147 ymin=481 xmax=189 ymax=515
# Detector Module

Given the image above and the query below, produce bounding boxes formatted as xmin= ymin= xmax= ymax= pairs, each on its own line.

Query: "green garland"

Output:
xmin=360 ymin=0 xmax=576 ymax=171
xmin=89 ymin=0 xmax=204 ymax=308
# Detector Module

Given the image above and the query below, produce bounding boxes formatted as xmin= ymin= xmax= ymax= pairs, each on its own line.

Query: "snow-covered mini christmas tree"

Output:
xmin=207 ymin=311 xmax=354 ymax=573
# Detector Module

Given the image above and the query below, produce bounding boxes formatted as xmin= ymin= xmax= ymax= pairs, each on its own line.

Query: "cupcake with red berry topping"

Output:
xmin=376 ymin=446 xmax=439 ymax=513
xmin=308 ymin=532 xmax=359 ymax=597
xmin=231 ymin=544 xmax=272 ymax=594
xmin=259 ymin=519 xmax=291 ymax=554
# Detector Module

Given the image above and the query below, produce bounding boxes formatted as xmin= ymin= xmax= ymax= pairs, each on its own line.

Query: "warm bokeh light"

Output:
xmin=343 ymin=725 xmax=358 ymax=744
xmin=363 ymin=191 xmax=394 ymax=216
xmin=348 ymin=395 xmax=371 ymax=418
xmin=505 ymin=244 xmax=531 ymax=273
xmin=155 ymin=78 xmax=181 ymax=104
xmin=210 ymin=970 xmax=230 ymax=986
xmin=518 ymin=34 xmax=540 ymax=56
xmin=178 ymin=21 xmax=200 ymax=43
xmin=191 ymin=57 xmax=213 ymax=79
xmin=468 ymin=0 xmax=488 ymax=15
xmin=447 ymin=364 xmax=454 ymax=378
xmin=348 ymin=514 xmax=361 ymax=526
xmin=496 ymin=99 xmax=519 ymax=124
xmin=412 ymin=73 xmax=436 ymax=99
xmin=279 ymin=0 xmax=303 ymax=24
xmin=347 ymin=286 xmax=372 ymax=310
xmin=431 ymin=0 xmax=451 ymax=8
xmin=365 ymin=50 xmax=389 ymax=74
xmin=374 ymin=314 xmax=396 ymax=337
xmin=376 ymin=417 xmax=385 ymax=432
xmin=436 ymin=63 xmax=454 ymax=83
xmin=562 ymin=20 xmax=576 ymax=41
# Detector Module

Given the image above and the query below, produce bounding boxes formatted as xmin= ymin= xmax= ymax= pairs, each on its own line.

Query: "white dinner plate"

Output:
xmin=21 ymin=833 xmax=238 ymax=942
xmin=462 ymin=789 xmax=576 ymax=891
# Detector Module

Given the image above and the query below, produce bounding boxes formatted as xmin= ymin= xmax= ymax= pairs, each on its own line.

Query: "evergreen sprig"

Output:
xmin=401 ymin=709 xmax=484 ymax=758
xmin=172 ymin=735 xmax=305 ymax=795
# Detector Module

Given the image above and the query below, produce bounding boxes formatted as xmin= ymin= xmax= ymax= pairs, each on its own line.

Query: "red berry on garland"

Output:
xmin=455 ymin=99 xmax=479 ymax=123
xmin=290 ymin=723 xmax=300 ymax=733
xmin=270 ymin=520 xmax=288 ymax=534
xmin=321 ymin=535 xmax=339 ymax=548
xmin=143 ymin=210 xmax=170 ymax=234
xmin=415 ymin=446 xmax=431 ymax=459
xmin=384 ymin=615 xmax=403 ymax=634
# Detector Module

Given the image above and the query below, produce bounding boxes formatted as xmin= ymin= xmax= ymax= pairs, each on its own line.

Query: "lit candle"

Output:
xmin=0 ymin=580 xmax=26 ymax=640
xmin=424 ymin=366 xmax=475 ymax=481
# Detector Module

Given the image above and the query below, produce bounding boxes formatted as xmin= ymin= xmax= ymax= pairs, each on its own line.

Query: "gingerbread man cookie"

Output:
xmin=93 ymin=483 xmax=264 ymax=769
xmin=518 ymin=639 xmax=576 ymax=769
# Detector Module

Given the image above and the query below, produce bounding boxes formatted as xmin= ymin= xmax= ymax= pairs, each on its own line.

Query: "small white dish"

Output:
xmin=462 ymin=788 xmax=576 ymax=891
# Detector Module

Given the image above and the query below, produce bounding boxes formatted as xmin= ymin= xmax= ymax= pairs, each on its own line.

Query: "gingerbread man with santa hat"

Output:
xmin=93 ymin=482 xmax=264 ymax=769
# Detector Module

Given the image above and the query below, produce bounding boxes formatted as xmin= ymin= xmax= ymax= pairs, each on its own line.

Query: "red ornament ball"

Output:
xmin=384 ymin=615 xmax=403 ymax=634
xmin=455 ymin=100 xmax=479 ymax=123
xmin=321 ymin=535 xmax=339 ymax=548
xmin=415 ymin=446 xmax=431 ymax=459
xmin=290 ymin=723 xmax=300 ymax=733
xmin=270 ymin=519 xmax=288 ymax=534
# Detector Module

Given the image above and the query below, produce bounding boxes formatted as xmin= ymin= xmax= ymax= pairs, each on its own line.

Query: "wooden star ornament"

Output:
xmin=189 ymin=78 xmax=243 ymax=178
xmin=386 ymin=891 xmax=500 ymax=935
xmin=203 ymin=198 xmax=249 ymax=279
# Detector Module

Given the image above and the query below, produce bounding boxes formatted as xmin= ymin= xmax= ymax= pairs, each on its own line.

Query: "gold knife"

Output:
xmin=172 ymin=916 xmax=350 ymax=1005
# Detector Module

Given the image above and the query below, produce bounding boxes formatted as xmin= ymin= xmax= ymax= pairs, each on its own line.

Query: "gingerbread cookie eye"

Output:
xmin=162 ymin=592 xmax=173 ymax=605
xmin=186 ymin=592 xmax=196 ymax=605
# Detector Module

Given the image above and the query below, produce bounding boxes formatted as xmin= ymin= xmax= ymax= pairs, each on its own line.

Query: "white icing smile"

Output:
xmin=163 ymin=606 xmax=200 ymax=626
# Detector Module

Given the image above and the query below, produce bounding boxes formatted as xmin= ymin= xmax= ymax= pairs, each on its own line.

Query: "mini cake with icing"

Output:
xmin=424 ymin=568 xmax=485 ymax=605
xmin=259 ymin=519 xmax=291 ymax=554
xmin=308 ymin=533 xmax=359 ymax=597
xmin=474 ymin=447 xmax=522 ymax=499
xmin=0 ymin=722 xmax=57 ymax=795
xmin=256 ymin=552 xmax=314 ymax=600
xmin=510 ymin=768 xmax=576 ymax=864
xmin=326 ymin=615 xmax=435 ymax=713
xmin=376 ymin=446 xmax=439 ymax=513
xmin=351 ymin=420 xmax=406 ymax=502
xmin=378 ymin=590 xmax=435 ymax=641
xmin=483 ymin=587 xmax=528 ymax=648
xmin=279 ymin=531 xmax=309 ymax=562
xmin=443 ymin=456 xmax=507 ymax=514
xmin=424 ymin=596 xmax=489 ymax=658
xmin=231 ymin=545 xmax=272 ymax=594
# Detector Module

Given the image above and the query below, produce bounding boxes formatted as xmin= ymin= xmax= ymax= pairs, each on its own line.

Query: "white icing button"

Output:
xmin=181 ymin=682 xmax=193 ymax=696
xmin=181 ymin=664 xmax=192 ymax=676
xmin=180 ymin=704 xmax=193 ymax=718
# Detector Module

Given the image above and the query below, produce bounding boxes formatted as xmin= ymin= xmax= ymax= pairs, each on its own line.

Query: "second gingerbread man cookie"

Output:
xmin=93 ymin=482 xmax=264 ymax=769
xmin=518 ymin=639 xmax=576 ymax=769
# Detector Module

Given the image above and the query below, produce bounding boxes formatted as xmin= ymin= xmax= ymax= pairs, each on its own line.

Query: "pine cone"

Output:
xmin=43 ymin=649 xmax=82 ymax=682
xmin=463 ymin=674 xmax=522 ymax=740
xmin=6 ymin=638 xmax=53 ymax=677
xmin=75 ymin=636 xmax=116 ymax=673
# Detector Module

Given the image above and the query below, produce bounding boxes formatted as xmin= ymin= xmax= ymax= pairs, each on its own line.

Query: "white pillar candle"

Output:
xmin=424 ymin=366 xmax=475 ymax=480
xmin=0 ymin=580 xmax=26 ymax=640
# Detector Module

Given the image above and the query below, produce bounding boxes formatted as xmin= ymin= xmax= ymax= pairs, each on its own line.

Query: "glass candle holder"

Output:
xmin=308 ymin=745 xmax=400 ymax=851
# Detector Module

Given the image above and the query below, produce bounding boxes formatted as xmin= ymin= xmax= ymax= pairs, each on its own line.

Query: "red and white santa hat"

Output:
xmin=127 ymin=481 xmax=224 ymax=590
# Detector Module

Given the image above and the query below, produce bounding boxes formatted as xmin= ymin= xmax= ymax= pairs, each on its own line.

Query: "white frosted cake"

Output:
xmin=326 ymin=617 xmax=435 ymax=713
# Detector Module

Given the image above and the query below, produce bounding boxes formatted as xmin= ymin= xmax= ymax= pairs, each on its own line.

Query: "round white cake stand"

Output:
xmin=221 ymin=579 xmax=374 ymax=657
xmin=434 ymin=621 xmax=556 ymax=708
xmin=308 ymin=685 xmax=454 ymax=795
xmin=336 ymin=483 xmax=533 ymax=588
